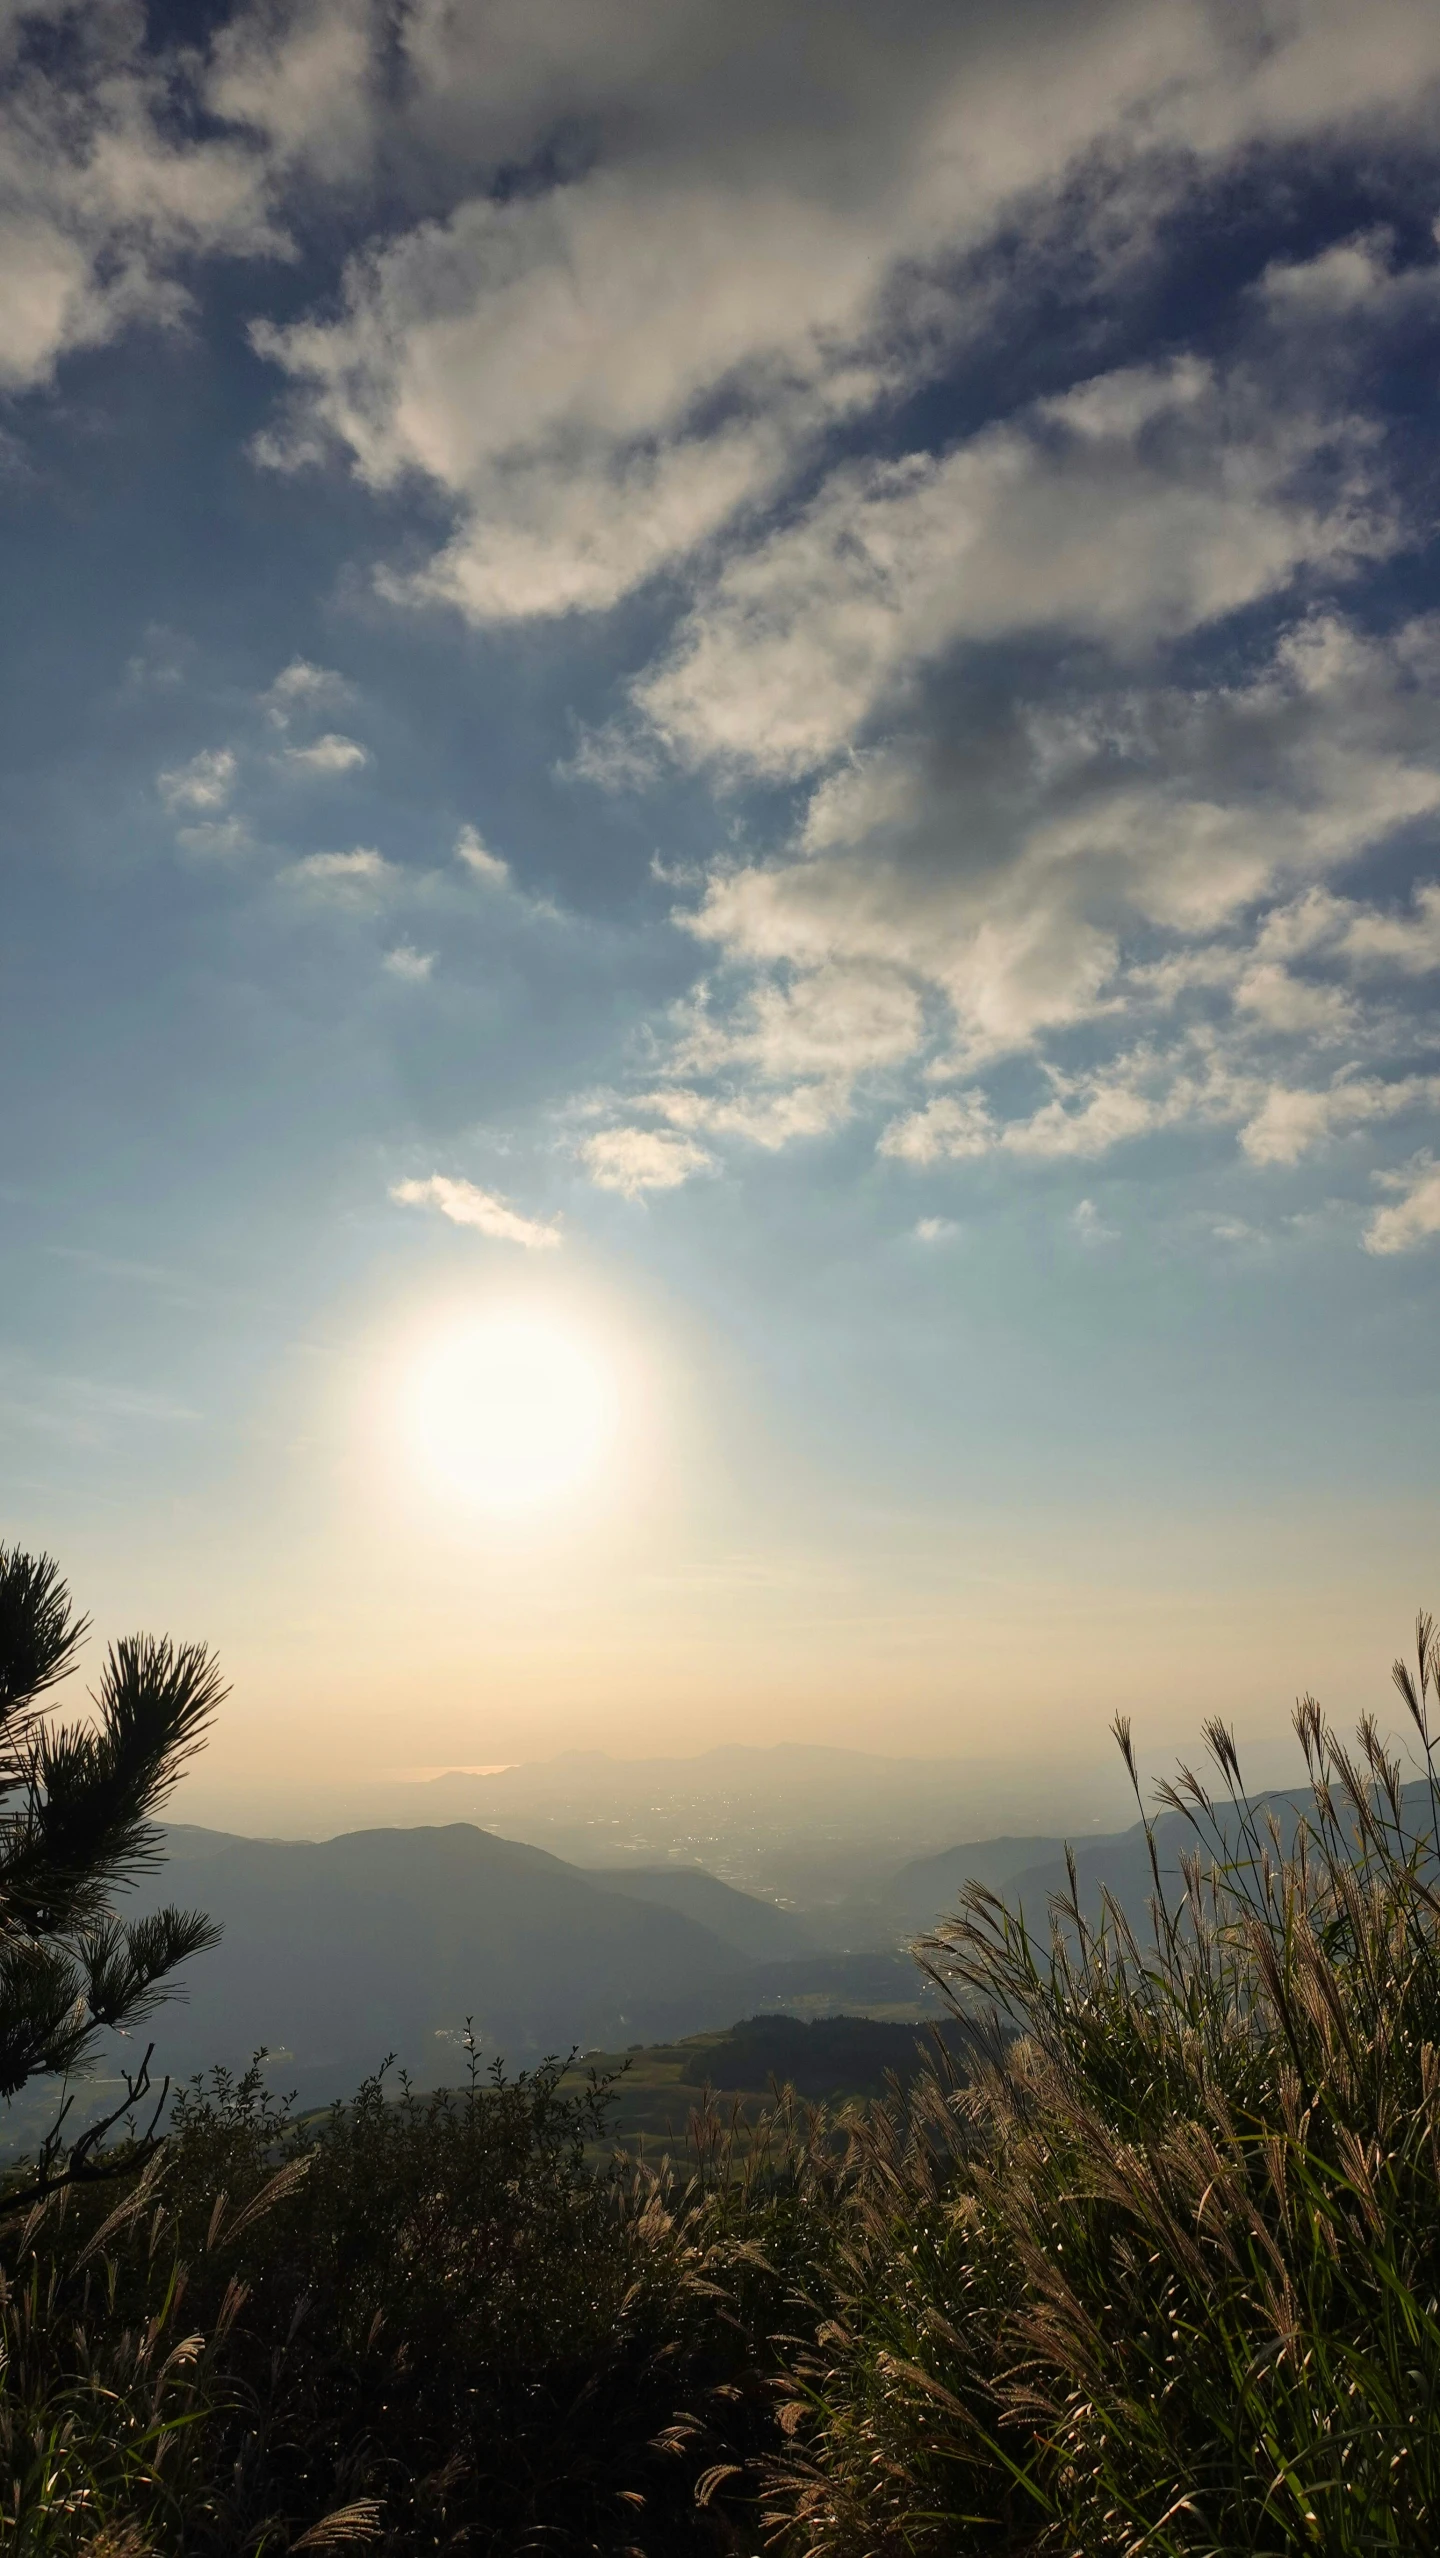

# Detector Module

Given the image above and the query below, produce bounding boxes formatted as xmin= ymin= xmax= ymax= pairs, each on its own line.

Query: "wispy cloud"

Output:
xmin=0 ymin=1358 xmax=202 ymax=1447
xmin=881 ymin=1095 xmax=995 ymax=1166
xmin=282 ymin=732 xmax=370 ymax=775
xmin=1239 ymin=1075 xmax=1440 ymax=1168
xmin=1072 ymin=1198 xmax=1119 ymax=1247
xmin=1364 ymin=1156 xmax=1440 ymax=1255
xmin=286 ymin=847 xmax=392 ymax=889
xmin=383 ymin=944 xmax=436 ymax=982
xmin=391 ymin=1174 xmax=561 ymax=1249
xmin=595 ymin=605 xmax=1440 ymax=1230
xmin=262 ymin=659 xmax=353 ymax=728
xmin=0 ymin=6 xmax=288 ymax=396
xmin=453 ymin=823 xmax=566 ymax=925
xmin=581 ymin=1128 xmax=714 ymax=1196
xmin=158 ymin=748 xmax=236 ymax=813
xmin=454 ymin=824 xmax=510 ymax=886
xmin=251 ymin=3 xmax=1440 ymax=636
xmin=45 ymin=1245 xmax=183 ymax=1288
xmin=176 ymin=818 xmax=250 ymax=859
xmin=636 ymin=360 xmax=1394 ymax=781
xmin=18 ymin=0 xmax=1440 ymax=1271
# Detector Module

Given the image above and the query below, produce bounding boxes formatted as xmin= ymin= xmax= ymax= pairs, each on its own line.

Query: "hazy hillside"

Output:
xmin=882 ymin=1833 xmax=1095 ymax=1928
xmin=125 ymin=1825 xmax=918 ymax=2104
xmin=582 ymin=1864 xmax=817 ymax=1957
xmin=885 ymin=1782 xmax=1440 ymax=1937
xmin=174 ymin=1740 xmax=1143 ymax=1902
xmin=110 ymin=1782 xmax=1437 ymax=2111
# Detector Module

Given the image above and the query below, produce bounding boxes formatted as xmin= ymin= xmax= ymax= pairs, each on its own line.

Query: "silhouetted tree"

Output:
xmin=0 ymin=1542 xmax=223 ymax=2195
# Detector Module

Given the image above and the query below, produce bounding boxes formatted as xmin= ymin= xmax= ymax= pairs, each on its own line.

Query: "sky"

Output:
xmin=4 ymin=0 xmax=1440 ymax=1818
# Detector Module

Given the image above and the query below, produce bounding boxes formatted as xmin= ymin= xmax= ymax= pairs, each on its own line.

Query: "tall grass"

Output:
xmin=7 ymin=1620 xmax=1440 ymax=2554
xmin=763 ymin=1621 xmax=1440 ymax=2554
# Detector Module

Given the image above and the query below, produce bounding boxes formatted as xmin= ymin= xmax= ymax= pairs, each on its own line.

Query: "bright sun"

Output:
xmin=404 ymin=1310 xmax=620 ymax=1513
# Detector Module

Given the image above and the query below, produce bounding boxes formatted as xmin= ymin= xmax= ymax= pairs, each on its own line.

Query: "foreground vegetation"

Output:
xmin=6 ymin=1548 xmax=1440 ymax=2551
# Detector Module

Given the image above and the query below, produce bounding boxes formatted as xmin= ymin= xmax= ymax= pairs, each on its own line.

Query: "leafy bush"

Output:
xmin=0 ymin=2041 xmax=799 ymax=2555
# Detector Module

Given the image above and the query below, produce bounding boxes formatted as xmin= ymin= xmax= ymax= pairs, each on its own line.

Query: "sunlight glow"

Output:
xmin=403 ymin=1310 xmax=621 ymax=1513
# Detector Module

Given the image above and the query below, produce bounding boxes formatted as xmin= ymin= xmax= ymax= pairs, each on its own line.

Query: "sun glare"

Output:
xmin=403 ymin=1310 xmax=620 ymax=1513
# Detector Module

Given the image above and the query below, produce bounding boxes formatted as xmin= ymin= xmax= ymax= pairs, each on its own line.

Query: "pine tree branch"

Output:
xmin=0 ymin=1938 xmax=89 ymax=2096
xmin=0 ymin=1545 xmax=224 ymax=2123
xmin=0 ymin=1635 xmax=227 ymax=1935
xmin=0 ymin=1546 xmax=87 ymax=1786
xmin=0 ymin=2042 xmax=170 ymax=2215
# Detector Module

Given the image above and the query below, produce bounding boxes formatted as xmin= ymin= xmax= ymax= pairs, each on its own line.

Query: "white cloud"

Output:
xmin=391 ymin=1173 xmax=561 ymax=1248
xmin=263 ymin=659 xmax=353 ymax=727
xmin=8 ymin=0 xmax=1439 ymax=451
xmin=1340 ymin=881 xmax=1440 ymax=974
xmin=881 ymin=1093 xmax=995 ymax=1166
xmin=158 ymin=748 xmax=236 ymax=813
xmin=1259 ymin=233 xmax=1398 ymax=322
xmin=589 ymin=962 xmax=927 ymax=1159
xmin=1072 ymin=1198 xmax=1119 ymax=1246
xmin=16 ymin=0 xmax=1440 ymax=1256
xmin=898 ymin=1047 xmax=1240 ymax=1168
xmin=207 ymin=0 xmax=377 ymax=184
xmin=673 ymin=962 xmax=922 ymax=1086
xmin=1364 ymin=1156 xmax=1440 ymax=1255
xmin=252 ymin=0 xmax=1440 ymax=632
xmin=1239 ymin=1075 xmax=1440 ymax=1168
xmin=616 ymin=612 xmax=1440 ymax=1208
xmin=638 ymin=361 xmax=1394 ymax=779
xmin=1002 ymin=1058 xmax=1223 ymax=1162
xmin=886 ymin=1054 xmax=1440 ymax=1183
xmin=282 ymin=732 xmax=370 ymax=775
xmin=252 ymin=152 xmax=910 ymax=612
xmin=286 ymin=846 xmax=392 ymax=887
xmin=913 ymin=1215 xmax=960 ymax=1243
xmin=581 ymin=1127 xmax=714 ymax=1194
xmin=455 ymin=824 xmax=510 ymax=886
xmin=0 ymin=5 xmax=289 ymax=394
xmin=383 ymin=416 xmax=804 ymax=623
xmin=384 ymin=944 xmax=436 ymax=981
xmin=558 ymin=723 xmax=662 ymax=794
xmin=665 ymin=614 xmax=1440 ymax=1052
xmin=638 ymin=1079 xmax=852 ymax=1150
xmin=1257 ymin=229 xmax=1440 ymax=337
xmin=1232 ymin=962 xmax=1356 ymax=1038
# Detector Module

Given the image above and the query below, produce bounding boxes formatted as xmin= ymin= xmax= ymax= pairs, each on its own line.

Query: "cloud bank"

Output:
xmin=11 ymin=0 xmax=1440 ymax=1251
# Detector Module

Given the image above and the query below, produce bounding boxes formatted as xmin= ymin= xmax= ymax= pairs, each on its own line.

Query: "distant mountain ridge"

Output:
xmin=113 ymin=1776 xmax=1431 ymax=2116
xmin=582 ymin=1863 xmax=819 ymax=1957
xmin=129 ymin=1824 xmax=919 ymax=2107
xmin=884 ymin=1780 xmax=1440 ymax=1938
xmin=173 ymin=1738 xmax=1145 ymax=1900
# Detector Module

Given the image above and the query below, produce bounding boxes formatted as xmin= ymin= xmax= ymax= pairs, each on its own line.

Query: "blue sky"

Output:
xmin=4 ymin=0 xmax=1440 ymax=1814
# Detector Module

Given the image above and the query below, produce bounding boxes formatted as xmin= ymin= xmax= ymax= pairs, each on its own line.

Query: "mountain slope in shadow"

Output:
xmin=134 ymin=1825 xmax=910 ymax=2104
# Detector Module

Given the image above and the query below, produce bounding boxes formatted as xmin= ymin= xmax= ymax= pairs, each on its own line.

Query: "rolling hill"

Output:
xmin=121 ymin=1825 xmax=918 ymax=2107
xmin=98 ymin=1779 xmax=1429 ymax=2118
xmin=883 ymin=1782 xmax=1440 ymax=1939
